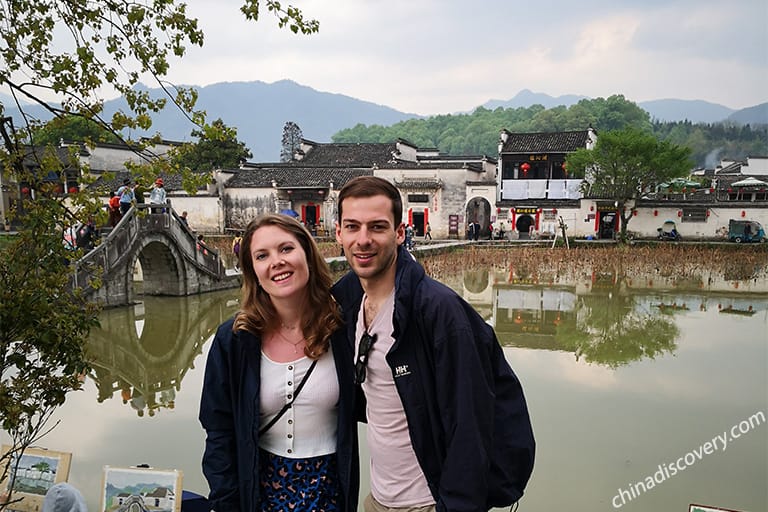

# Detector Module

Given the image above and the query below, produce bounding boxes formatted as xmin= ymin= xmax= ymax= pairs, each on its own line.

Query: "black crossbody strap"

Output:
xmin=258 ymin=359 xmax=318 ymax=436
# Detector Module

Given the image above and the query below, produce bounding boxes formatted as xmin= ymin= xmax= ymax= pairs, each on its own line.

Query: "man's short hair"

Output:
xmin=337 ymin=176 xmax=402 ymax=226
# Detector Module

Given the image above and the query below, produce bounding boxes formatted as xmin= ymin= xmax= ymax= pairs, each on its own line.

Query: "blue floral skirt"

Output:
xmin=258 ymin=449 xmax=341 ymax=511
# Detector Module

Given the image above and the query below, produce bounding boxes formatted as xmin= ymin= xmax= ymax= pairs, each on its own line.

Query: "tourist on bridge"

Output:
xmin=149 ymin=177 xmax=167 ymax=213
xmin=115 ymin=178 xmax=134 ymax=215
xmin=333 ymin=176 xmax=534 ymax=512
xmin=199 ymin=214 xmax=358 ymax=512
xmin=107 ymin=192 xmax=121 ymax=227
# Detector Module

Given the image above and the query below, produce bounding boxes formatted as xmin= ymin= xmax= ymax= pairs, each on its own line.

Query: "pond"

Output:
xmin=2 ymin=247 xmax=766 ymax=512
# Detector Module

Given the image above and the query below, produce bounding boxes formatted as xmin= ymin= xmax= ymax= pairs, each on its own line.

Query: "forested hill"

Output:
xmin=331 ymin=95 xmax=768 ymax=168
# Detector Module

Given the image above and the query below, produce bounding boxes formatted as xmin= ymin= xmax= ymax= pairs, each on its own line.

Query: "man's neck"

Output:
xmin=360 ymin=259 xmax=397 ymax=308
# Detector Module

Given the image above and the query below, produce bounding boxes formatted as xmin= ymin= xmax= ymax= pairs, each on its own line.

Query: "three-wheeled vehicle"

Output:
xmin=728 ymin=219 xmax=767 ymax=243
xmin=657 ymin=220 xmax=681 ymax=241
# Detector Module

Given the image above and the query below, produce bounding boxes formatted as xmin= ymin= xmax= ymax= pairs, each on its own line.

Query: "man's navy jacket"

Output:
xmin=332 ymin=245 xmax=535 ymax=512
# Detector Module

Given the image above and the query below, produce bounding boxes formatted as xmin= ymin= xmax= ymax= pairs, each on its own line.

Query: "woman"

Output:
xmin=149 ymin=177 xmax=166 ymax=213
xmin=199 ymin=213 xmax=358 ymax=512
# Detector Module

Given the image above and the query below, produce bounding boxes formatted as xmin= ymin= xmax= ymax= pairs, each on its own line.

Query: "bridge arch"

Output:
xmin=128 ymin=232 xmax=190 ymax=302
xmin=73 ymin=205 xmax=238 ymax=307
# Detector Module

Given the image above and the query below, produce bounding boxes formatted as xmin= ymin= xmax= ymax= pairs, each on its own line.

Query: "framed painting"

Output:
xmin=100 ymin=466 xmax=183 ymax=512
xmin=690 ymin=505 xmax=744 ymax=512
xmin=0 ymin=445 xmax=72 ymax=512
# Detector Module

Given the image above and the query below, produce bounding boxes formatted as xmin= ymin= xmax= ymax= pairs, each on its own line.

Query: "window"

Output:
xmin=681 ymin=207 xmax=707 ymax=223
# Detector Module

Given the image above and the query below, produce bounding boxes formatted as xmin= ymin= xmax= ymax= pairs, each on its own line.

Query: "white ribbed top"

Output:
xmin=258 ymin=346 xmax=338 ymax=457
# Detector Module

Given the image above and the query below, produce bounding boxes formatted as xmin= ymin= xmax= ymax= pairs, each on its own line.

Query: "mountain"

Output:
xmin=637 ymin=98 xmax=735 ymax=124
xmin=2 ymin=80 xmax=421 ymax=161
xmin=726 ymin=102 xmax=768 ymax=125
xmin=3 ymin=82 xmax=766 ymax=161
xmin=481 ymin=89 xmax=588 ymax=110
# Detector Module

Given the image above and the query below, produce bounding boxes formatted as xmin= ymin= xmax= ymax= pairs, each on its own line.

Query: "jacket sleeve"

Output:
xmin=199 ymin=324 xmax=242 ymax=512
xmin=430 ymin=300 xmax=496 ymax=512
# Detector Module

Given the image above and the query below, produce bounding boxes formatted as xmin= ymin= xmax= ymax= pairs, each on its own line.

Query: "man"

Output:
xmin=333 ymin=176 xmax=534 ymax=512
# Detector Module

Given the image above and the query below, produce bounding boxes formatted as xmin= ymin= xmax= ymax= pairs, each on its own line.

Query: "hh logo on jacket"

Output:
xmin=394 ymin=365 xmax=411 ymax=378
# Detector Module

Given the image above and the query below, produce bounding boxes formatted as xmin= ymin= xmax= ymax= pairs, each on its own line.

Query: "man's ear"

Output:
xmin=335 ymin=221 xmax=343 ymax=244
xmin=395 ymin=222 xmax=406 ymax=243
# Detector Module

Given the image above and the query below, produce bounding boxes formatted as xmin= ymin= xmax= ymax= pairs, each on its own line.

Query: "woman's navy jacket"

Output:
xmin=198 ymin=318 xmax=359 ymax=512
xmin=332 ymin=246 xmax=535 ymax=512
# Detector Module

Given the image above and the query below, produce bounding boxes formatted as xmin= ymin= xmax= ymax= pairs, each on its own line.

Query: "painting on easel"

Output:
xmin=1 ymin=445 xmax=72 ymax=512
xmin=100 ymin=466 xmax=183 ymax=512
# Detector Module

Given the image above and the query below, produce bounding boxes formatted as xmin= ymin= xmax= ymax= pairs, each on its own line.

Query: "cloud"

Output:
xmin=4 ymin=0 xmax=765 ymax=114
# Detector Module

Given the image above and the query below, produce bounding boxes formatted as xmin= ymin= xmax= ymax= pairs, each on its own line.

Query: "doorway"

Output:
xmin=516 ymin=215 xmax=534 ymax=239
xmin=412 ymin=211 xmax=425 ymax=237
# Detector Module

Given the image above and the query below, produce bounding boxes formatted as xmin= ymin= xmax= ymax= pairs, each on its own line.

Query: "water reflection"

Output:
xmin=86 ymin=292 xmax=240 ymax=417
xmin=461 ymin=265 xmax=768 ymax=369
xmin=8 ymin=258 xmax=763 ymax=512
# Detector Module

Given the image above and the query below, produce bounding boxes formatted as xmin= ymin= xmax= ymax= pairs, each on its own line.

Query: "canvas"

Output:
xmin=0 ymin=445 xmax=72 ymax=512
xmin=100 ymin=466 xmax=183 ymax=512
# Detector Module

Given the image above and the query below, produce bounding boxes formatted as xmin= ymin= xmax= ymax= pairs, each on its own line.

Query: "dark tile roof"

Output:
xmin=393 ymin=178 xmax=443 ymax=190
xmin=294 ymin=142 xmax=405 ymax=167
xmin=716 ymin=175 xmax=768 ymax=189
xmin=226 ymin=167 xmax=372 ymax=189
xmin=89 ymin=171 xmax=206 ymax=194
xmin=418 ymin=154 xmax=497 ymax=164
xmin=501 ymin=130 xmax=591 ymax=153
xmin=714 ymin=162 xmax=743 ymax=174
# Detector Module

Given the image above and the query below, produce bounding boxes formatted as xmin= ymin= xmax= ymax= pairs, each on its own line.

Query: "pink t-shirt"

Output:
xmin=356 ymin=291 xmax=435 ymax=507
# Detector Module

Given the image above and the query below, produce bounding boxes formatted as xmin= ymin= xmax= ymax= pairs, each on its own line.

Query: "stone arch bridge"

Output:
xmin=72 ymin=205 xmax=239 ymax=308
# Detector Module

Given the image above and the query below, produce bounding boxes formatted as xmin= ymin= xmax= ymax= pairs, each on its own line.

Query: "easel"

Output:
xmin=552 ymin=215 xmax=569 ymax=249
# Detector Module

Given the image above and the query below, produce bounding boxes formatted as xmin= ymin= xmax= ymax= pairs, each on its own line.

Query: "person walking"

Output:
xmin=404 ymin=223 xmax=414 ymax=251
xmin=199 ymin=213 xmax=358 ymax=512
xmin=333 ymin=176 xmax=535 ymax=512
xmin=424 ymin=222 xmax=432 ymax=241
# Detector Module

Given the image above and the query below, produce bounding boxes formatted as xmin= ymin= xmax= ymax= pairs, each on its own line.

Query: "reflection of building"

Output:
xmin=87 ymin=291 xmax=238 ymax=416
xmin=494 ymin=286 xmax=577 ymax=350
xmin=456 ymin=266 xmax=768 ymax=365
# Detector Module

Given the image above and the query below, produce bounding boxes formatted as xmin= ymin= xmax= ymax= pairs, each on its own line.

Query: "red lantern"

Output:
xmin=552 ymin=208 xmax=558 ymax=214
xmin=68 ymin=186 xmax=78 ymax=194
xmin=653 ymin=210 xmax=658 ymax=216
xmin=520 ymin=162 xmax=530 ymax=176
xmin=497 ymin=208 xmax=501 ymax=214
xmin=741 ymin=210 xmax=746 ymax=217
xmin=589 ymin=205 xmax=594 ymax=212
xmin=677 ymin=210 xmax=682 ymax=217
xmin=633 ymin=210 xmax=638 ymax=216
xmin=21 ymin=186 xmax=30 ymax=195
xmin=706 ymin=209 xmax=710 ymax=217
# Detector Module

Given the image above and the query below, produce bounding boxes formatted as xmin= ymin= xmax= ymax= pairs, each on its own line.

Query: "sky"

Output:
xmin=153 ymin=0 xmax=768 ymax=115
xmin=2 ymin=0 xmax=766 ymax=116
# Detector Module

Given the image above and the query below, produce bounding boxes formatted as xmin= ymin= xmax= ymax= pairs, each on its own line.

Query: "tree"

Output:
xmin=171 ymin=118 xmax=253 ymax=171
xmin=0 ymin=2 xmax=317 ymax=505
xmin=32 ymin=117 xmax=121 ymax=147
xmin=567 ymin=127 xmax=693 ymax=241
xmin=280 ymin=121 xmax=303 ymax=162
